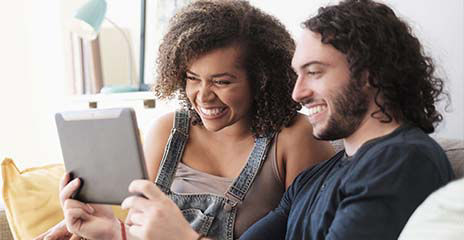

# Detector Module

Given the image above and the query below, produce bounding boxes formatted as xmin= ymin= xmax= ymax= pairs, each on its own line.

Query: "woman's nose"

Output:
xmin=198 ymin=84 xmax=216 ymax=102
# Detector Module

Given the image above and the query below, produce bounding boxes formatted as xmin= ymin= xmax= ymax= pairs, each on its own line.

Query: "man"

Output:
xmin=44 ymin=0 xmax=454 ymax=239
xmin=239 ymin=0 xmax=454 ymax=239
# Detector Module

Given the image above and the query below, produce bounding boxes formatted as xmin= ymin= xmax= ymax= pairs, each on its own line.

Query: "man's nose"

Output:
xmin=292 ymin=75 xmax=313 ymax=103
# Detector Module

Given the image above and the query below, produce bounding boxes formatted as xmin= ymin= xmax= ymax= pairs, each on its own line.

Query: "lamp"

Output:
xmin=72 ymin=0 xmax=106 ymax=40
xmin=71 ymin=0 xmax=149 ymax=93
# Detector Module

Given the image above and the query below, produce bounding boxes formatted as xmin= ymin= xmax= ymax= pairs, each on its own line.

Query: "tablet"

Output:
xmin=55 ymin=108 xmax=148 ymax=205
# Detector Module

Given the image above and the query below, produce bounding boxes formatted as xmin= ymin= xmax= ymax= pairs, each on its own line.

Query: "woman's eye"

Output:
xmin=214 ymin=80 xmax=231 ymax=85
xmin=186 ymin=76 xmax=199 ymax=81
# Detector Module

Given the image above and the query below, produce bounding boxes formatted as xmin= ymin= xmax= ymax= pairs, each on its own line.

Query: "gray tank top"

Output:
xmin=172 ymin=132 xmax=284 ymax=237
xmin=155 ymin=110 xmax=285 ymax=239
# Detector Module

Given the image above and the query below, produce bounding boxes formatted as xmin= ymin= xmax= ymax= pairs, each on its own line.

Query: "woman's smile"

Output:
xmin=198 ymin=106 xmax=229 ymax=120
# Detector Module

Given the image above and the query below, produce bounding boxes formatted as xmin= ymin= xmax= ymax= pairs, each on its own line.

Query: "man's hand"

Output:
xmin=122 ymin=180 xmax=200 ymax=240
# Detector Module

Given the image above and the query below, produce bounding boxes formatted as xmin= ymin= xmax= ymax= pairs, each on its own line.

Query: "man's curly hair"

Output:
xmin=154 ymin=0 xmax=300 ymax=137
xmin=303 ymin=0 xmax=447 ymax=133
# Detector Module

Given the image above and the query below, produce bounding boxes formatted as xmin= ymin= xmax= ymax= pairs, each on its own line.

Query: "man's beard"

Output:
xmin=314 ymin=80 xmax=370 ymax=141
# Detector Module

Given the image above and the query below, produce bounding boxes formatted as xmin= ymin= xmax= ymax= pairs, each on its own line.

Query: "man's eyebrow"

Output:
xmin=299 ymin=61 xmax=328 ymax=70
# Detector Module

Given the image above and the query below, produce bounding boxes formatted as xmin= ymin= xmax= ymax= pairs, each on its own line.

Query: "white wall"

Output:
xmin=0 ymin=0 xmax=462 ymax=173
xmin=0 ymin=0 xmax=154 ymax=170
xmin=94 ymin=0 xmax=141 ymax=87
xmin=0 ymin=0 xmax=66 ymax=169
xmin=0 ymin=0 xmax=27 ymax=198
xmin=250 ymin=0 xmax=464 ymax=140
xmin=0 ymin=0 xmax=158 ymax=170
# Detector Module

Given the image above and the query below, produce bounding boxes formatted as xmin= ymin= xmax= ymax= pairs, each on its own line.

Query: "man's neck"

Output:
xmin=343 ymin=112 xmax=401 ymax=156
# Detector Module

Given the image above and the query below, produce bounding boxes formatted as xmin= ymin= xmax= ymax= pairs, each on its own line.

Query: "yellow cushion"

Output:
xmin=1 ymin=158 xmax=128 ymax=239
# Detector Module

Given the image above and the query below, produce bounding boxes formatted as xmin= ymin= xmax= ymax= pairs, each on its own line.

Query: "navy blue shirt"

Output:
xmin=241 ymin=125 xmax=454 ymax=240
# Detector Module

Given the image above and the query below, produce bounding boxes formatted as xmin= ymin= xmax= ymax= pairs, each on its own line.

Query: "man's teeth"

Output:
xmin=200 ymin=107 xmax=225 ymax=116
xmin=308 ymin=105 xmax=326 ymax=117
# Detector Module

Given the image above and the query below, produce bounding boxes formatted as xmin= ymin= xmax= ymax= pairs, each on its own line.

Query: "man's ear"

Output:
xmin=362 ymin=71 xmax=371 ymax=88
xmin=361 ymin=71 xmax=377 ymax=99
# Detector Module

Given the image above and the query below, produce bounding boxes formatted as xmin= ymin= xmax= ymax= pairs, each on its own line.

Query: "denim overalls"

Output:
xmin=155 ymin=110 xmax=274 ymax=239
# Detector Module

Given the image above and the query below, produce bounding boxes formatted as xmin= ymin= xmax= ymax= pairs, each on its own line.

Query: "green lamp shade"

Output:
xmin=72 ymin=0 xmax=107 ymax=40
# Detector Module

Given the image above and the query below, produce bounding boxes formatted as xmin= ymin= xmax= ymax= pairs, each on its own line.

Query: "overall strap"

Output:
xmin=154 ymin=110 xmax=190 ymax=193
xmin=224 ymin=133 xmax=275 ymax=206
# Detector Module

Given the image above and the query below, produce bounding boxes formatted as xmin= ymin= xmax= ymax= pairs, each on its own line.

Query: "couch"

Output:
xmin=1 ymin=210 xmax=13 ymax=240
xmin=1 ymin=138 xmax=463 ymax=240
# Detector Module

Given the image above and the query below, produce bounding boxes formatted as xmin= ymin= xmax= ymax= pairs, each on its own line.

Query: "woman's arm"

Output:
xmin=277 ymin=114 xmax=335 ymax=189
xmin=143 ymin=112 xmax=175 ymax=181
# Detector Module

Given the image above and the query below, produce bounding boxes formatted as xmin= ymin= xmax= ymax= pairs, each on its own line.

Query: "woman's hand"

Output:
xmin=60 ymin=173 xmax=120 ymax=240
xmin=33 ymin=219 xmax=80 ymax=240
xmin=122 ymin=180 xmax=200 ymax=240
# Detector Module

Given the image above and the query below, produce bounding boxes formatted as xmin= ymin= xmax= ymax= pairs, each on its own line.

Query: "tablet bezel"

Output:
xmin=55 ymin=107 xmax=148 ymax=205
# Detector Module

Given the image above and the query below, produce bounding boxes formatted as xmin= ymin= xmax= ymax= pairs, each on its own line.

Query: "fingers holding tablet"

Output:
xmin=121 ymin=179 xmax=199 ymax=240
xmin=59 ymin=172 xmax=71 ymax=191
xmin=122 ymin=180 xmax=159 ymax=212
xmin=59 ymin=174 xmax=95 ymax=215
xmin=128 ymin=179 xmax=164 ymax=200
xmin=59 ymin=176 xmax=79 ymax=207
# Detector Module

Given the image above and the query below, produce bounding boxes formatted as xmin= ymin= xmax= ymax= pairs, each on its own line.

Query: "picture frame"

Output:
xmin=143 ymin=0 xmax=192 ymax=85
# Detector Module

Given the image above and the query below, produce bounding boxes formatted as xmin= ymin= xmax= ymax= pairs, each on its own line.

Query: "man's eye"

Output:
xmin=307 ymin=71 xmax=322 ymax=76
xmin=186 ymin=76 xmax=199 ymax=81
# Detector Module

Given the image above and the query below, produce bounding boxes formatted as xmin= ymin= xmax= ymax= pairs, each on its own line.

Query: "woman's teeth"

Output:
xmin=200 ymin=107 xmax=226 ymax=116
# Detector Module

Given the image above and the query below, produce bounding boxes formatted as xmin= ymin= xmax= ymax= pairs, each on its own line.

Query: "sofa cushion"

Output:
xmin=1 ymin=158 xmax=65 ymax=240
xmin=1 ymin=158 xmax=128 ymax=239
xmin=436 ymin=138 xmax=464 ymax=178
xmin=398 ymin=177 xmax=464 ymax=240
xmin=0 ymin=210 xmax=13 ymax=240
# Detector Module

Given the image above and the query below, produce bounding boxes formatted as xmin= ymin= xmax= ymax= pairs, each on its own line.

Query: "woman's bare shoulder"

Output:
xmin=143 ymin=112 xmax=176 ymax=181
xmin=145 ymin=112 xmax=175 ymax=140
xmin=277 ymin=113 xmax=335 ymax=188
xmin=280 ymin=113 xmax=313 ymax=137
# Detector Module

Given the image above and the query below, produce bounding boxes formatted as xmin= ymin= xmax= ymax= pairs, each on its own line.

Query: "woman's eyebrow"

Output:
xmin=210 ymin=73 xmax=237 ymax=79
xmin=186 ymin=70 xmax=199 ymax=76
xmin=186 ymin=70 xmax=237 ymax=79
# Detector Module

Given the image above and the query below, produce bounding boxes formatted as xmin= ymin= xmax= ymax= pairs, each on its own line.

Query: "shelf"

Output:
xmin=63 ymin=91 xmax=180 ymax=133
xmin=67 ymin=91 xmax=156 ymax=109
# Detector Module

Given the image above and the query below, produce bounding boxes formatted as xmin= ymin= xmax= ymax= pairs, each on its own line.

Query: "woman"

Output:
xmin=37 ymin=1 xmax=334 ymax=239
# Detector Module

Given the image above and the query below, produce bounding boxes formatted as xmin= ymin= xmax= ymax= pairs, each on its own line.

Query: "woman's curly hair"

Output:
xmin=154 ymin=0 xmax=300 ymax=137
xmin=303 ymin=0 xmax=448 ymax=133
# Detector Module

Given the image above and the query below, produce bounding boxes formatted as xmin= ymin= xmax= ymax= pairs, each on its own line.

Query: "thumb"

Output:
xmin=70 ymin=234 xmax=83 ymax=240
xmin=44 ymin=227 xmax=71 ymax=240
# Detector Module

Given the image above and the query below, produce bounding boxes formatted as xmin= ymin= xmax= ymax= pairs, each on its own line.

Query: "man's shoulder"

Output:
xmin=361 ymin=125 xmax=445 ymax=160
xmin=291 ymin=151 xmax=345 ymax=187
xmin=352 ymin=125 xmax=452 ymax=180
